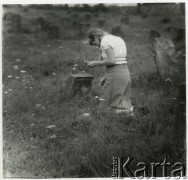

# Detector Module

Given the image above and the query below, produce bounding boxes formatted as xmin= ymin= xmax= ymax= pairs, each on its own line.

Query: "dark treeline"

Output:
xmin=3 ymin=4 xmax=111 ymax=12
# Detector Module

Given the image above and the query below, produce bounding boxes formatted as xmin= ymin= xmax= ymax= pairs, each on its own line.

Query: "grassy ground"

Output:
xmin=3 ymin=4 xmax=186 ymax=178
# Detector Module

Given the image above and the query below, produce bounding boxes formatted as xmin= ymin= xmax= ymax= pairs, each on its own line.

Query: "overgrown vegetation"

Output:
xmin=3 ymin=3 xmax=185 ymax=178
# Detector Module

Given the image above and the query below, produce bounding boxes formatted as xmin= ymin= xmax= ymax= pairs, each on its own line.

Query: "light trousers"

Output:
xmin=100 ymin=64 xmax=132 ymax=110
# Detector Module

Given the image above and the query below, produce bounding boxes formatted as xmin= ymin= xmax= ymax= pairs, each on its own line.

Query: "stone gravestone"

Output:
xmin=84 ymin=13 xmax=92 ymax=21
xmin=47 ymin=26 xmax=59 ymax=39
xmin=66 ymin=73 xmax=94 ymax=98
xmin=111 ymin=26 xmax=124 ymax=36
xmin=152 ymin=36 xmax=179 ymax=78
xmin=80 ymin=22 xmax=91 ymax=29
xmin=121 ymin=14 xmax=129 ymax=25
xmin=175 ymin=28 xmax=185 ymax=41
xmin=98 ymin=19 xmax=105 ymax=27
xmin=11 ymin=14 xmax=22 ymax=32
xmin=174 ymin=83 xmax=186 ymax=146
xmin=4 ymin=13 xmax=22 ymax=33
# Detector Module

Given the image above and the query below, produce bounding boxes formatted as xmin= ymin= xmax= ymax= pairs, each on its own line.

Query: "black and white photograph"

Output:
xmin=2 ymin=1 xmax=186 ymax=178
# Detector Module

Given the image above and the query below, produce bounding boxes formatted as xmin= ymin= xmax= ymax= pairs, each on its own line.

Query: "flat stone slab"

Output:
xmin=66 ymin=73 xmax=94 ymax=98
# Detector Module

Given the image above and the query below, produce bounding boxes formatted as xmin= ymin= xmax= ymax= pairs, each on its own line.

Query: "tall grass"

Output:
xmin=3 ymin=4 xmax=185 ymax=178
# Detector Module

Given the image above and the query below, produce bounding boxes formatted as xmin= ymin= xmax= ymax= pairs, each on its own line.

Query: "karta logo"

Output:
xmin=112 ymin=157 xmax=186 ymax=179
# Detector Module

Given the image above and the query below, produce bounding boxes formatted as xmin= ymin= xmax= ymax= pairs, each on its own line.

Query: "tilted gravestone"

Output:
xmin=12 ymin=14 xmax=22 ymax=32
xmin=152 ymin=36 xmax=179 ymax=78
xmin=72 ymin=20 xmax=80 ymax=29
xmin=4 ymin=13 xmax=22 ymax=33
xmin=47 ymin=26 xmax=59 ymax=39
xmin=174 ymin=83 xmax=186 ymax=146
xmin=121 ymin=14 xmax=129 ymax=25
xmin=111 ymin=26 xmax=124 ymax=36
xmin=80 ymin=22 xmax=91 ymax=29
xmin=76 ymin=22 xmax=90 ymax=39
xmin=36 ymin=17 xmax=59 ymax=39
xmin=84 ymin=13 xmax=92 ymax=21
xmin=66 ymin=73 xmax=94 ymax=98
xmin=98 ymin=19 xmax=105 ymax=27
xmin=175 ymin=28 xmax=185 ymax=41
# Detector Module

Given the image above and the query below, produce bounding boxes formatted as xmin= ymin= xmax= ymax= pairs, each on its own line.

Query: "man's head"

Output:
xmin=88 ymin=29 xmax=107 ymax=47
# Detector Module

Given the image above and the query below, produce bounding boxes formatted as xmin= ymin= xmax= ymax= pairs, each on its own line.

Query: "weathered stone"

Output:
xmin=175 ymin=28 xmax=185 ymax=41
xmin=66 ymin=73 xmax=94 ymax=98
xmin=71 ymin=13 xmax=79 ymax=19
xmin=111 ymin=26 xmax=124 ymax=36
xmin=174 ymin=83 xmax=186 ymax=146
xmin=60 ymin=17 xmax=70 ymax=25
xmin=80 ymin=22 xmax=91 ymax=29
xmin=72 ymin=20 xmax=80 ymax=29
xmin=152 ymin=36 xmax=179 ymax=78
xmin=121 ymin=14 xmax=129 ymax=25
xmin=4 ymin=13 xmax=22 ymax=32
xmin=98 ymin=19 xmax=105 ymax=27
xmin=47 ymin=26 xmax=59 ymax=39
xmin=84 ymin=13 xmax=92 ymax=21
xmin=160 ymin=17 xmax=171 ymax=23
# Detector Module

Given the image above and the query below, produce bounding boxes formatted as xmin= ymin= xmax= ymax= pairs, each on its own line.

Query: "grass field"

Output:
xmin=3 ymin=4 xmax=186 ymax=178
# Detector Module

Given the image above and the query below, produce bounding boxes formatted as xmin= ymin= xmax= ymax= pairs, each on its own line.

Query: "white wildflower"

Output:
xmin=74 ymin=64 xmax=78 ymax=67
xmin=15 ymin=76 xmax=20 ymax=79
xmin=36 ymin=104 xmax=42 ymax=107
xmin=49 ymin=135 xmax=57 ymax=139
xmin=16 ymin=59 xmax=21 ymax=62
xmin=165 ymin=78 xmax=172 ymax=82
xmin=8 ymin=89 xmax=12 ymax=92
xmin=7 ymin=75 xmax=12 ymax=78
xmin=75 ymin=57 xmax=80 ymax=61
xmin=72 ymin=67 xmax=76 ymax=71
xmin=5 ymin=171 xmax=12 ymax=177
xmin=46 ymin=125 xmax=56 ymax=129
xmin=82 ymin=40 xmax=88 ymax=44
xmin=81 ymin=113 xmax=90 ymax=117
xmin=30 ymin=123 xmax=35 ymax=127
xmin=52 ymin=73 xmax=56 ymax=75
xmin=20 ymin=70 xmax=26 ymax=73
xmin=13 ymin=65 xmax=19 ymax=70
xmin=4 ymin=91 xmax=8 ymax=94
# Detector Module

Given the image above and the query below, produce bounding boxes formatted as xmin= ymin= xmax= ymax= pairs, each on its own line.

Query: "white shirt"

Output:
xmin=100 ymin=34 xmax=127 ymax=64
